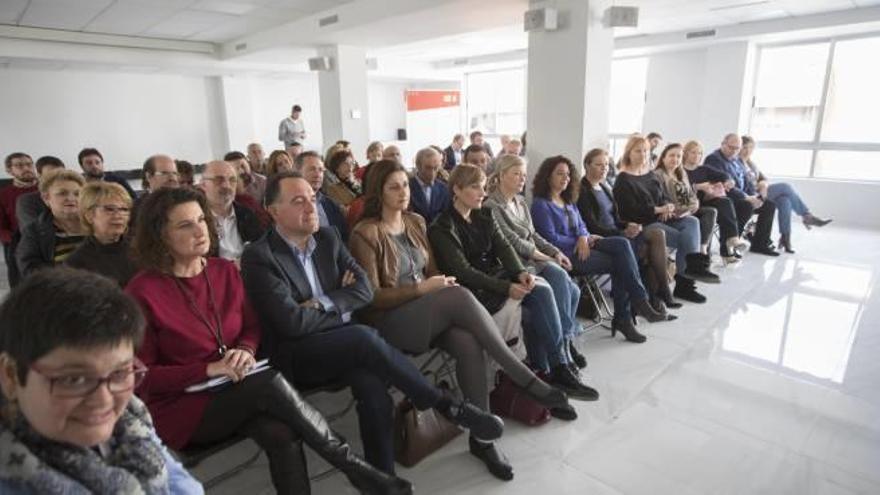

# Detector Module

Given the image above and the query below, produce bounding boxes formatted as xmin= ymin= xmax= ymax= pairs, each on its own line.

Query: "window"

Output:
xmin=465 ymin=68 xmax=526 ymax=137
xmin=749 ymin=35 xmax=880 ymax=181
xmin=608 ymin=57 xmax=648 ymax=135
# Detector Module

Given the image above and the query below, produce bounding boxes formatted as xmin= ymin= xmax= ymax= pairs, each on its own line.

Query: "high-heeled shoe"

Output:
xmin=803 ymin=213 xmax=832 ymax=230
xmin=778 ymin=234 xmax=795 ymax=254
xmin=632 ymin=298 xmax=668 ymax=322
xmin=610 ymin=318 xmax=647 ymax=343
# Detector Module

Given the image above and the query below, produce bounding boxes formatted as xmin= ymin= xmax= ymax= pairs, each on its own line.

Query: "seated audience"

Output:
xmin=577 ymin=149 xmax=680 ymax=311
xmin=428 ymin=165 xmax=599 ymax=400
xmin=703 ymin=134 xmax=779 ymax=256
xmin=266 ymin=149 xmax=295 ymax=178
xmin=77 ymin=147 xmax=137 ymax=200
xmin=355 ymin=141 xmax=384 ymax=182
xmin=463 ymin=144 xmax=491 ymax=174
xmin=350 ymin=160 xmax=572 ymax=480
xmin=65 ymin=182 xmax=137 ymax=287
xmin=225 ymin=151 xmax=267 ymax=206
xmin=654 ymin=143 xmax=719 ymax=256
xmin=470 ymin=130 xmax=494 ymax=158
xmin=126 ymin=187 xmax=412 ymax=494
xmin=483 ymin=155 xmax=589 ymax=365
xmin=1 ymin=152 xmax=38 ymax=288
xmin=140 ymin=154 xmax=181 ymax=195
xmin=429 ymin=144 xmax=451 ymax=182
xmin=247 ymin=142 xmax=267 ymax=175
xmin=613 ymin=136 xmax=718 ymax=304
xmin=382 ymin=145 xmax=402 ymax=164
xmin=285 ymin=143 xmax=303 ymax=162
xmin=443 ymin=133 xmax=465 ymax=170
xmin=175 ymin=160 xmax=195 ymax=188
xmin=408 ymin=147 xmax=450 ymax=224
xmin=679 ymin=141 xmax=748 ymax=261
xmin=740 ymin=136 xmax=831 ymax=253
xmin=294 ymin=151 xmax=349 ymax=242
xmin=646 ymin=132 xmax=663 ymax=168
xmin=16 ymin=155 xmax=65 ymax=231
xmin=530 ymin=155 xmax=670 ymax=343
xmin=241 ymin=172 xmax=504 ymax=476
xmin=0 ymin=267 xmax=203 ymax=494
xmin=17 ymin=169 xmax=86 ymax=276
xmin=324 ymin=149 xmax=363 ymax=209
xmin=502 ymin=138 xmax=522 ymax=157
xmin=201 ymin=161 xmax=264 ymax=262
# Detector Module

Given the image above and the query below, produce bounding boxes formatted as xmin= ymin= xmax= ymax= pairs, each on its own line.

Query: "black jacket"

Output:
xmin=65 ymin=236 xmax=137 ymax=287
xmin=612 ymin=171 xmax=670 ymax=226
xmin=577 ymin=179 xmax=625 ymax=237
xmin=16 ymin=211 xmax=58 ymax=276
xmin=240 ymin=227 xmax=373 ymax=375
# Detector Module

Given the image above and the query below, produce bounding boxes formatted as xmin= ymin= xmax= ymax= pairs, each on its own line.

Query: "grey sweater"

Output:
xmin=484 ymin=190 xmax=561 ymax=263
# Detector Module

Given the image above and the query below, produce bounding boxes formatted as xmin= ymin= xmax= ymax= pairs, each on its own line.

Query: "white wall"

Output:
xmin=0 ymin=67 xmax=225 ymax=176
xmin=368 ymin=80 xmax=407 ymax=143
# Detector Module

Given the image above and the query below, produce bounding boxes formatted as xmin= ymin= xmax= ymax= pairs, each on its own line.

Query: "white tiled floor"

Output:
xmin=10 ymin=223 xmax=879 ymax=494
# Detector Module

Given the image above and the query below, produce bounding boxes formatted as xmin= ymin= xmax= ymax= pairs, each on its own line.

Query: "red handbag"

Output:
xmin=489 ymin=371 xmax=551 ymax=426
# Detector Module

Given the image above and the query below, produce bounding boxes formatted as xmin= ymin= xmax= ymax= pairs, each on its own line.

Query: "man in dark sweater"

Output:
xmin=1 ymin=153 xmax=39 ymax=287
xmin=703 ymin=134 xmax=778 ymax=256
xmin=77 ymin=147 xmax=137 ymax=200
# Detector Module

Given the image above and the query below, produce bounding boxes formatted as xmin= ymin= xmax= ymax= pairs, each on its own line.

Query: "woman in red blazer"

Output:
xmin=126 ymin=187 xmax=411 ymax=495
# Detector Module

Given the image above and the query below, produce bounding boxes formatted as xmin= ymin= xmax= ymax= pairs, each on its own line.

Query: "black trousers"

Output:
xmin=700 ymin=196 xmax=740 ymax=250
xmin=3 ymin=236 xmax=21 ymax=288
xmin=726 ymin=190 xmax=776 ymax=246
xmin=285 ymin=324 xmax=443 ymax=474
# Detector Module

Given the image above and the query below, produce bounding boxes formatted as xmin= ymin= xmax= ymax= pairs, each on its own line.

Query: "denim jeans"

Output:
xmin=521 ymin=278 xmax=566 ymax=371
xmin=648 ymin=216 xmax=700 ymax=275
xmin=766 ymin=182 xmax=809 ymax=236
xmin=537 ymin=261 xmax=581 ymax=339
xmin=569 ymin=236 xmax=648 ymax=321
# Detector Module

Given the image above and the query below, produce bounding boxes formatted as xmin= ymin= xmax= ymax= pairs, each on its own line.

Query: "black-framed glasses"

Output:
xmin=30 ymin=362 xmax=148 ymax=398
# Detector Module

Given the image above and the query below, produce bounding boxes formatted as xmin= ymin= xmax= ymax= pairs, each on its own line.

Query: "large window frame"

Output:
xmin=748 ymin=32 xmax=880 ymax=182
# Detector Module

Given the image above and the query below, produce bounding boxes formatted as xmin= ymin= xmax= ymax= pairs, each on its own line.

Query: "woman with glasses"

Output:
xmin=530 ymin=155 xmax=667 ymax=344
xmin=16 ymin=169 xmax=86 ymax=277
xmin=0 ymin=267 xmax=203 ymax=494
xmin=66 ymin=182 xmax=137 ymax=287
xmin=125 ymin=187 xmax=411 ymax=495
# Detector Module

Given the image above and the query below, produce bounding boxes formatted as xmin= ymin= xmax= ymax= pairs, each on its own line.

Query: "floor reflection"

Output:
xmin=722 ymin=258 xmax=873 ymax=385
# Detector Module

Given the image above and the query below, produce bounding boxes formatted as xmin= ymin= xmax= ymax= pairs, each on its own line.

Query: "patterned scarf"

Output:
xmin=0 ymin=396 xmax=170 ymax=494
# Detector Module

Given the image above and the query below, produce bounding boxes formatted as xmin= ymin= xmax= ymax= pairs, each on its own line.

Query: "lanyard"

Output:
xmin=173 ymin=263 xmax=227 ymax=357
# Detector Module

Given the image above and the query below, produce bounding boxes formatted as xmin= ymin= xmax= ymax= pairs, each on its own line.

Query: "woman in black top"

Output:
xmin=66 ymin=181 xmax=138 ymax=287
xmin=612 ymin=136 xmax=717 ymax=304
xmin=578 ymin=148 xmax=680 ymax=310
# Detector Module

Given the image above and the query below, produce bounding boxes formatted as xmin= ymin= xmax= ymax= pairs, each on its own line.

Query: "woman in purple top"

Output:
xmin=530 ymin=155 xmax=668 ymax=344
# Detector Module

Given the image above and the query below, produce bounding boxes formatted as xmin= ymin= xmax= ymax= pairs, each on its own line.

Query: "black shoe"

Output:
xmin=547 ymin=365 xmax=600 ymax=401
xmin=610 ymin=317 xmax=647 ymax=343
xmin=632 ymin=298 xmax=669 ymax=323
xmin=550 ymin=403 xmax=578 ymax=420
xmin=440 ymin=400 xmax=504 ymax=441
xmin=518 ymin=376 xmax=571 ymax=410
xmin=673 ymin=274 xmax=707 ymax=303
xmin=658 ymin=289 xmax=683 ymax=309
xmin=684 ymin=253 xmax=720 ymax=284
xmin=778 ymin=235 xmax=795 ymax=254
xmin=569 ymin=340 xmax=587 ymax=369
xmin=346 ymin=468 xmax=414 ymax=495
xmin=803 ymin=213 xmax=832 ymax=229
xmin=469 ymin=436 xmax=514 ymax=481
xmin=750 ymin=243 xmax=781 ymax=256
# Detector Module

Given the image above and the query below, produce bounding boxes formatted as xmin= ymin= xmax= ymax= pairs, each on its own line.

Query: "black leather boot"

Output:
xmin=684 ymin=253 xmax=720 ymax=283
xmin=673 ymin=274 xmax=706 ymax=303
xmin=264 ymin=373 xmax=413 ymax=495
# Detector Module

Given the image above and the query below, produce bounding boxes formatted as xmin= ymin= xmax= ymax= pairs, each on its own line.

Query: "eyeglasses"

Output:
xmin=94 ymin=205 xmax=131 ymax=215
xmin=30 ymin=363 xmax=148 ymax=398
xmin=203 ymin=176 xmax=238 ymax=185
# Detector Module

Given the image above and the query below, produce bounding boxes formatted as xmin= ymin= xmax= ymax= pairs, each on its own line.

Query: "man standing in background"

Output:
xmin=279 ymin=104 xmax=306 ymax=148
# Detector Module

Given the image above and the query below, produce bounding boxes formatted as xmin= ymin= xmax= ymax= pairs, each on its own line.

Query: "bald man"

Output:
xmin=201 ymin=160 xmax=265 ymax=261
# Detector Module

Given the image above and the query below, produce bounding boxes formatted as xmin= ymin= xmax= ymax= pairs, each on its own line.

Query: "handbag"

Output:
xmin=489 ymin=370 xmax=551 ymax=427
xmin=393 ymin=381 xmax=463 ymax=467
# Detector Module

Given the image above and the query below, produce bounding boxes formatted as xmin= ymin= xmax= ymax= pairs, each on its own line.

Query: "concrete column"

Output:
xmin=317 ymin=44 xmax=370 ymax=157
xmin=525 ymin=0 xmax=613 ymax=185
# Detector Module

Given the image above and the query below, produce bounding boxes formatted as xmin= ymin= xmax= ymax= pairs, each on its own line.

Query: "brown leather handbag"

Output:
xmin=393 ymin=397 xmax=463 ymax=467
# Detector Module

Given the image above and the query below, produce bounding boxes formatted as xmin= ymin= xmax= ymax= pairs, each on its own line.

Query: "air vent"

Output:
xmin=686 ymin=29 xmax=716 ymax=39
xmin=452 ymin=58 xmax=469 ymax=66
xmin=319 ymin=14 xmax=339 ymax=27
xmin=235 ymin=42 xmax=248 ymax=51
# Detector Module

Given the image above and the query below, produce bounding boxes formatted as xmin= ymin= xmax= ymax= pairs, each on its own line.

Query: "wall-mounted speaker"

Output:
xmin=523 ymin=7 xmax=558 ymax=32
xmin=605 ymin=6 xmax=639 ymax=28
xmin=308 ymin=56 xmax=332 ymax=71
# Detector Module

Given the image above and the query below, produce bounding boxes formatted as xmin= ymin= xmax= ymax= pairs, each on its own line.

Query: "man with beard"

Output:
xmin=77 ymin=148 xmax=136 ymax=199
xmin=201 ymin=160 xmax=265 ymax=263
xmin=1 ymin=152 xmax=39 ymax=286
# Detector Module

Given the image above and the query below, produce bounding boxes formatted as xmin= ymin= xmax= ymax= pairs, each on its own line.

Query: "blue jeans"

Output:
xmin=537 ymin=261 xmax=581 ymax=339
xmin=569 ymin=236 xmax=648 ymax=321
xmin=766 ymin=182 xmax=809 ymax=236
xmin=648 ymin=217 xmax=700 ymax=275
xmin=521 ymin=279 xmax=566 ymax=371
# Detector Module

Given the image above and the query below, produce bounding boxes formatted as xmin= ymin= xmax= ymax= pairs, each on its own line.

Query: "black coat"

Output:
xmin=16 ymin=211 xmax=58 ymax=276
xmin=577 ymin=179 xmax=626 ymax=237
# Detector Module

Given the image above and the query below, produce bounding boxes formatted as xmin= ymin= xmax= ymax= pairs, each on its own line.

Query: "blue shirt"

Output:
xmin=279 ymin=230 xmax=351 ymax=322
xmin=704 ymin=150 xmax=753 ymax=195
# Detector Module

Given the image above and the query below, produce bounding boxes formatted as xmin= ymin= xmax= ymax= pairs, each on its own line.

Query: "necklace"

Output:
xmin=172 ymin=259 xmax=226 ymax=357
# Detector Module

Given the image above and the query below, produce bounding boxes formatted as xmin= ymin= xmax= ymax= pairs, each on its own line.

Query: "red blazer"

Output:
xmin=126 ymin=257 xmax=261 ymax=449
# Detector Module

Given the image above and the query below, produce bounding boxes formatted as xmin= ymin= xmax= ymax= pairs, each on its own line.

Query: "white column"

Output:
xmin=525 ymin=0 xmax=613 ymax=184
xmin=697 ymin=41 xmax=755 ymax=146
xmin=317 ymin=45 xmax=370 ymax=157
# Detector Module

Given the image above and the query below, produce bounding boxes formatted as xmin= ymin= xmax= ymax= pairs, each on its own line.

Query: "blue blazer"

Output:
xmin=408 ymin=177 xmax=450 ymax=224
xmin=318 ymin=192 xmax=349 ymax=242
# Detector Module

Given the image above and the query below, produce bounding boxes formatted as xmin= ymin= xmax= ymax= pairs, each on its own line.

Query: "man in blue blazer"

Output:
xmin=408 ymin=147 xmax=450 ymax=224
xmin=293 ymin=150 xmax=349 ymax=242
